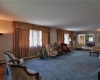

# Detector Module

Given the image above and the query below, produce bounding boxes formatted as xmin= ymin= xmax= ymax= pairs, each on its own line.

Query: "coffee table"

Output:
xmin=90 ymin=51 xmax=99 ymax=56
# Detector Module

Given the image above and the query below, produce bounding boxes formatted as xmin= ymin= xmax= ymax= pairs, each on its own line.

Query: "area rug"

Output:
xmin=5 ymin=50 xmax=100 ymax=80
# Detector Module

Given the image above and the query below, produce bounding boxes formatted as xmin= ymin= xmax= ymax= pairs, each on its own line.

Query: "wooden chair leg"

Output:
xmin=97 ymin=53 xmax=99 ymax=57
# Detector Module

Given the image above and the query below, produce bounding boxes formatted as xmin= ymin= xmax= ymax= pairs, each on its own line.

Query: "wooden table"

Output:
xmin=90 ymin=51 xmax=99 ymax=56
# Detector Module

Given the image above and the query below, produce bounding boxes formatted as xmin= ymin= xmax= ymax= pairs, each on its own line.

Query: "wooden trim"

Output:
xmin=23 ymin=56 xmax=38 ymax=60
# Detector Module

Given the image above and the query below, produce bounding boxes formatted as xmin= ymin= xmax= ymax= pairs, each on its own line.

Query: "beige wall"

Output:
xmin=0 ymin=19 xmax=13 ymax=60
xmin=50 ymin=28 xmax=57 ymax=45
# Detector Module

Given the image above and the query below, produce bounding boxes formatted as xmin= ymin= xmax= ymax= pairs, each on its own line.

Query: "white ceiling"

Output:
xmin=0 ymin=0 xmax=100 ymax=31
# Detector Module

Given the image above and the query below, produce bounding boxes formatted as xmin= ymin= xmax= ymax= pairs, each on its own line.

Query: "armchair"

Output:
xmin=4 ymin=51 xmax=42 ymax=80
xmin=45 ymin=44 xmax=58 ymax=57
xmin=4 ymin=51 xmax=24 ymax=75
xmin=60 ymin=43 xmax=70 ymax=53
xmin=4 ymin=51 xmax=24 ymax=65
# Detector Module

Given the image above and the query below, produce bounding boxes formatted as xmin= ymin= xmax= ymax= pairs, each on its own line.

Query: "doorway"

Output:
xmin=80 ymin=36 xmax=84 ymax=46
xmin=77 ymin=34 xmax=85 ymax=47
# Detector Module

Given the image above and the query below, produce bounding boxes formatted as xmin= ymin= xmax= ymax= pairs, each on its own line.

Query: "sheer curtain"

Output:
xmin=29 ymin=30 xmax=42 ymax=56
xmin=64 ymin=34 xmax=69 ymax=44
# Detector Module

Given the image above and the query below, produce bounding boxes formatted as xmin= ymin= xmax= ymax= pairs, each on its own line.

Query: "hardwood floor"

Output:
xmin=0 ymin=64 xmax=4 ymax=80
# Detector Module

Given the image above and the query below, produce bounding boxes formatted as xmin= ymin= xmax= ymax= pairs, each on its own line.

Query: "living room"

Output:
xmin=0 ymin=0 xmax=100 ymax=80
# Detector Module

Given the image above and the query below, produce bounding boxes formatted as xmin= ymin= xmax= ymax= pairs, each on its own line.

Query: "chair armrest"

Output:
xmin=9 ymin=58 xmax=24 ymax=65
xmin=9 ymin=60 xmax=20 ymax=65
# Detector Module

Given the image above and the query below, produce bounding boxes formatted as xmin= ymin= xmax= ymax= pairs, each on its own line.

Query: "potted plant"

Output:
xmin=37 ymin=47 xmax=48 ymax=59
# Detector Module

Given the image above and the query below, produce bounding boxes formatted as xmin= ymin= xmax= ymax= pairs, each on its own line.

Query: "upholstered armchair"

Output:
xmin=4 ymin=51 xmax=42 ymax=80
xmin=7 ymin=62 xmax=41 ymax=80
xmin=60 ymin=43 xmax=70 ymax=53
xmin=4 ymin=51 xmax=24 ymax=65
xmin=4 ymin=51 xmax=24 ymax=75
xmin=45 ymin=44 xmax=58 ymax=57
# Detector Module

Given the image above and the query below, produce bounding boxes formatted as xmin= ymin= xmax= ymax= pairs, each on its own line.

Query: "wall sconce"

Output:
xmin=0 ymin=33 xmax=3 ymax=35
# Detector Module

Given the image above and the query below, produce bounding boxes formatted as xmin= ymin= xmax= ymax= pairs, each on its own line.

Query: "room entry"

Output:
xmin=77 ymin=34 xmax=85 ymax=47
xmin=79 ymin=36 xmax=84 ymax=46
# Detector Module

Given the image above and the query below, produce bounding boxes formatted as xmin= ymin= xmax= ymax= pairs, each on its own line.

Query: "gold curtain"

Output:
xmin=57 ymin=32 xmax=64 ymax=45
xmin=13 ymin=21 xmax=50 ymax=31
xmin=13 ymin=21 xmax=50 ymax=58
xmin=42 ymin=31 xmax=50 ymax=47
xmin=57 ymin=29 xmax=73 ymax=46
xmin=13 ymin=28 xmax=29 ymax=58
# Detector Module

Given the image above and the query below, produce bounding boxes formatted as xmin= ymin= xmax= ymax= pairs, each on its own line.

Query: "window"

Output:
xmin=29 ymin=30 xmax=42 ymax=47
xmin=64 ymin=34 xmax=69 ymax=44
xmin=89 ymin=37 xmax=94 ymax=42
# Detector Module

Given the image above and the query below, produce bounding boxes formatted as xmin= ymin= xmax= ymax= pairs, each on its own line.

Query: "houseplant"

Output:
xmin=37 ymin=47 xmax=48 ymax=59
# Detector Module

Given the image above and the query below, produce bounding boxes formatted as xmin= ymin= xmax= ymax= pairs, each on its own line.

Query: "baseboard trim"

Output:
xmin=23 ymin=56 xmax=38 ymax=60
